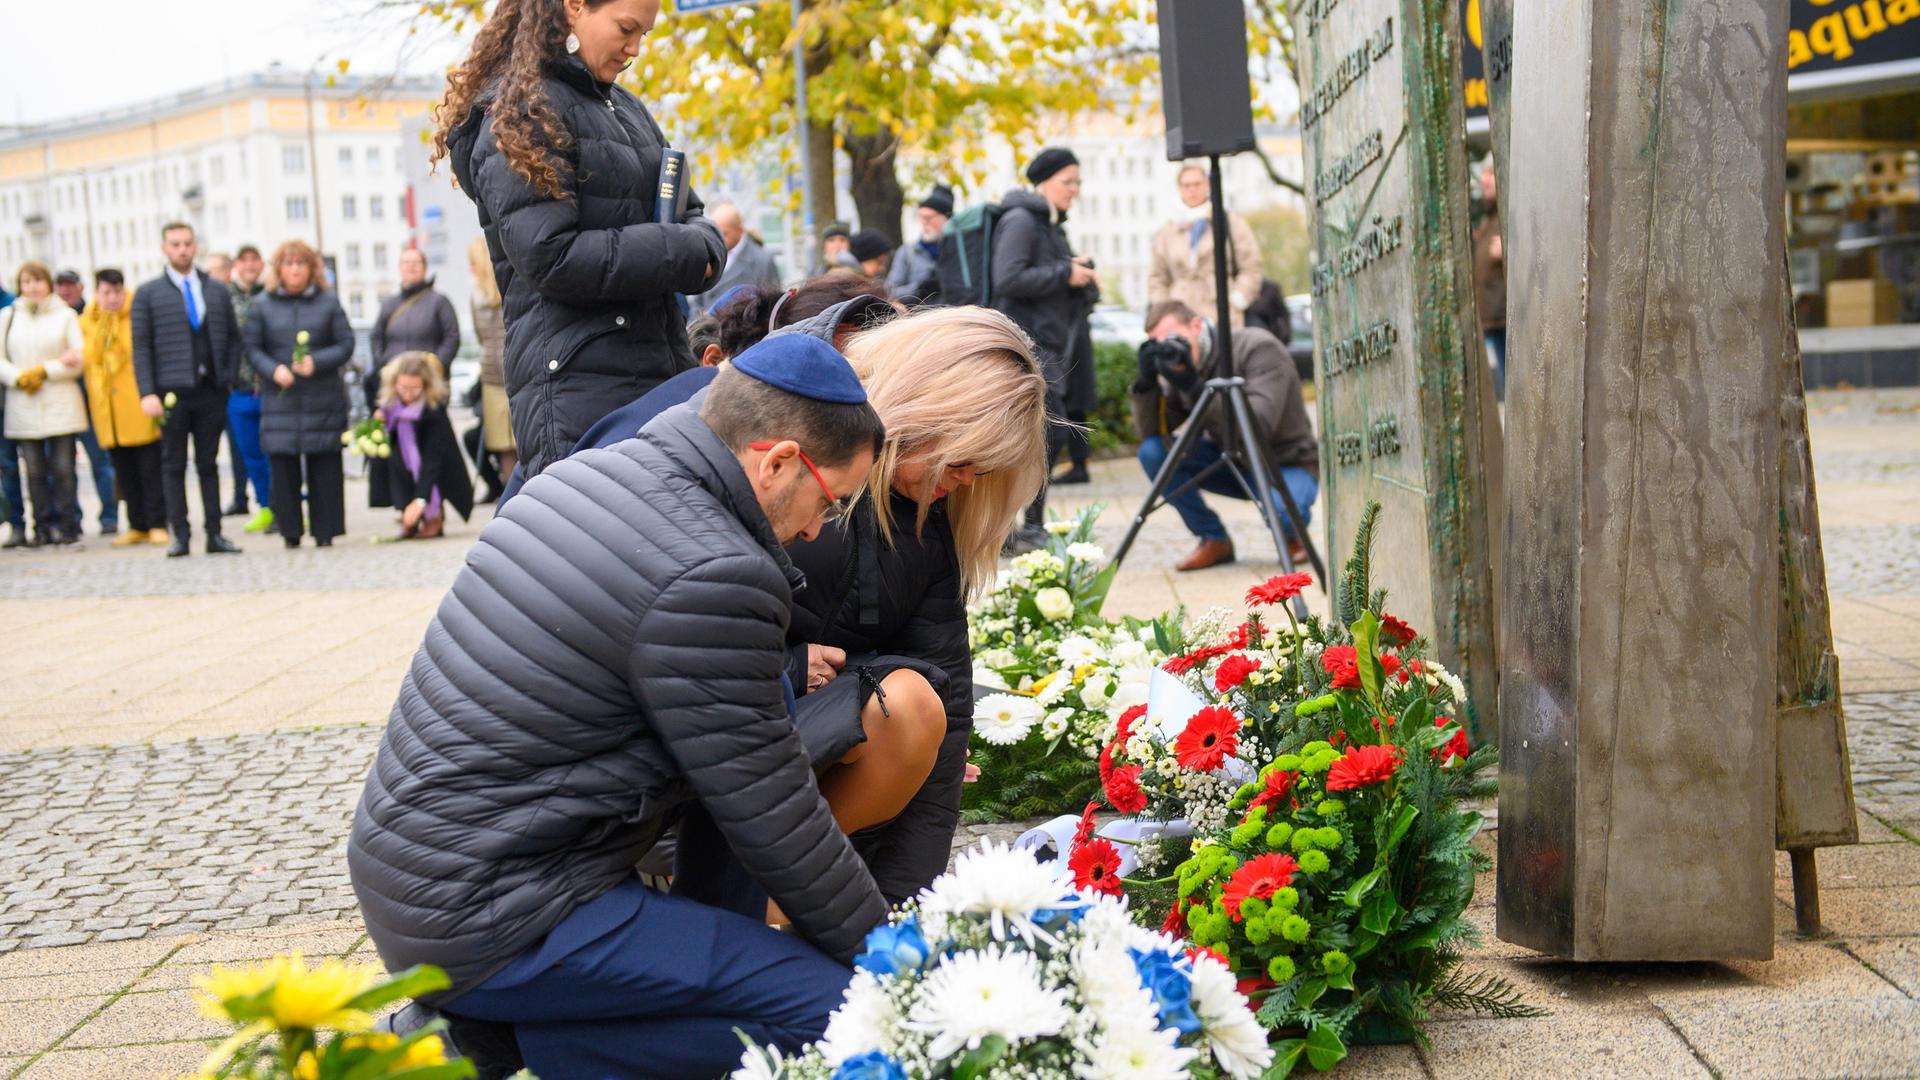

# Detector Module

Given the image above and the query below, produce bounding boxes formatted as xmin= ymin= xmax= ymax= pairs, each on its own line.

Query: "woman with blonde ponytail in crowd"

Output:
xmin=784 ymin=304 xmax=1050 ymax=904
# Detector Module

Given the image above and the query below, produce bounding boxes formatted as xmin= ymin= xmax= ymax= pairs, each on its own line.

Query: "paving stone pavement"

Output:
xmin=1 ymin=388 xmax=1918 ymax=1077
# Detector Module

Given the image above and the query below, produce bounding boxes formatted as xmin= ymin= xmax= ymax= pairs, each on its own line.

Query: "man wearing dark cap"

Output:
xmin=849 ymin=229 xmax=893 ymax=278
xmin=815 ymin=222 xmax=860 ymax=274
xmin=349 ymin=334 xmax=889 ymax=1079
xmin=993 ymin=146 xmax=1101 ymax=544
xmin=888 ymin=184 xmax=952 ymax=305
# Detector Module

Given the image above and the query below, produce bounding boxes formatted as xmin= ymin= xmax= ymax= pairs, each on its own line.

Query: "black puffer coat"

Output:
xmin=991 ymin=189 xmax=1099 ymax=413
xmin=447 ymin=58 xmax=726 ymax=478
xmin=245 ymin=287 xmax=354 ymax=456
xmin=348 ymin=405 xmax=886 ymax=997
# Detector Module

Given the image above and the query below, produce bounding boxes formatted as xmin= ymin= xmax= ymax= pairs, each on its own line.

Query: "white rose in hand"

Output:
xmin=1034 ymin=587 xmax=1073 ymax=622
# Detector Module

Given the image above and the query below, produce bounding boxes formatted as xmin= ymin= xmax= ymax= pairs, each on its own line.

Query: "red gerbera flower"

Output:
xmin=1321 ymin=644 xmax=1361 ymax=689
xmin=1187 ymin=944 xmax=1230 ymax=970
xmin=1162 ymin=652 xmax=1201 ymax=676
xmin=1227 ymin=624 xmax=1250 ymax=650
xmin=1174 ymin=706 xmax=1241 ymax=772
xmin=1237 ymin=974 xmax=1278 ymax=998
xmin=1115 ymin=703 xmax=1147 ymax=744
xmin=1222 ymin=853 xmax=1299 ymax=921
xmin=1325 ymin=744 xmax=1402 ymax=791
xmin=1214 ymin=654 xmax=1262 ymax=692
xmin=1245 ymin=768 xmax=1296 ymax=817
xmin=1380 ymin=614 xmax=1417 ymax=647
xmin=1069 ymin=837 xmax=1125 ymax=897
xmin=1104 ymin=763 xmax=1148 ymax=814
xmin=1432 ymin=717 xmax=1470 ymax=765
xmin=1163 ymin=900 xmax=1189 ymax=937
xmin=1073 ymin=799 xmax=1101 ymax=845
xmin=1098 ymin=737 xmax=1117 ymax=782
xmin=1247 ymin=572 xmax=1314 ymax=607
xmin=1379 ymin=653 xmax=1402 ymax=681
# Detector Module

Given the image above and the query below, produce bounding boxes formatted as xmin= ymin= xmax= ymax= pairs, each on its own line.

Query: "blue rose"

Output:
xmin=833 ymin=1051 xmax=908 ymax=1080
xmin=854 ymin=916 xmax=931 ymax=976
xmin=1130 ymin=947 xmax=1203 ymax=1037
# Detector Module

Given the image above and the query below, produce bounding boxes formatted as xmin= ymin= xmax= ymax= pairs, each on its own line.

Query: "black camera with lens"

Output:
xmin=1137 ymin=334 xmax=1201 ymax=391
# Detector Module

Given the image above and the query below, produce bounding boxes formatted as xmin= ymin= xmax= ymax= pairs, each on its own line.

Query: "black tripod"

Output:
xmin=1108 ymin=154 xmax=1325 ymax=620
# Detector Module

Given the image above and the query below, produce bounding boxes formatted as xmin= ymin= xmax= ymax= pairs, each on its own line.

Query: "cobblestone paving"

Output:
xmin=1825 ymin=524 xmax=1920 ymax=598
xmin=1847 ymin=692 xmax=1920 ymax=804
xmin=0 ymin=726 xmax=379 ymax=954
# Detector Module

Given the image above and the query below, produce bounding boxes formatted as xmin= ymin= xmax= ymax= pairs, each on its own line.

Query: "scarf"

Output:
xmin=384 ymin=399 xmax=442 ymax=518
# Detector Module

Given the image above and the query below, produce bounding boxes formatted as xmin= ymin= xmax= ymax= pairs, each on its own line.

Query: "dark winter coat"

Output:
xmin=990 ymin=189 xmax=1098 ymax=413
xmin=785 ymin=492 xmax=971 ymax=734
xmin=1131 ymin=324 xmax=1319 ymax=471
xmin=366 ymin=281 xmax=461 ymax=412
xmin=347 ymin=405 xmax=887 ymax=997
xmin=244 ymin=287 xmax=355 ymax=457
xmin=447 ymin=57 xmax=727 ymax=479
xmin=376 ymin=401 xmax=475 ymax=523
xmin=130 ymin=269 xmax=243 ymax=396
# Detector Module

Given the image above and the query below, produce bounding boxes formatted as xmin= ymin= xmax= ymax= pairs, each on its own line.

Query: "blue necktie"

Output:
xmin=181 ymin=278 xmax=201 ymax=331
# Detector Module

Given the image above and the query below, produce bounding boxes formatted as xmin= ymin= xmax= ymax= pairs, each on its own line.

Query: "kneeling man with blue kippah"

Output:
xmin=348 ymin=335 xmax=890 ymax=1079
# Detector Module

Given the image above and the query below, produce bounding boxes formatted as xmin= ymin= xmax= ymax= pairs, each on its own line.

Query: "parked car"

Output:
xmin=1088 ymin=305 xmax=1148 ymax=349
xmin=1286 ymin=294 xmax=1315 ymax=381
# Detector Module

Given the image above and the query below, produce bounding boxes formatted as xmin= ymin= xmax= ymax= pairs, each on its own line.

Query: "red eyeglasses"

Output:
xmin=750 ymin=441 xmax=845 ymax=512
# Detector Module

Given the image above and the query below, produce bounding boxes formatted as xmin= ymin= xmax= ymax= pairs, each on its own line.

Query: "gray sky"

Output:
xmin=0 ymin=0 xmax=464 ymax=126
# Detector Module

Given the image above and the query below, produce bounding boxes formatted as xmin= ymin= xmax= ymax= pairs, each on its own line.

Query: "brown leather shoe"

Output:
xmin=1176 ymin=538 xmax=1236 ymax=572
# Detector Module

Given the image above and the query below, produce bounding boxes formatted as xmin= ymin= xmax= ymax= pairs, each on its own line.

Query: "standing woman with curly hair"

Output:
xmin=438 ymin=0 xmax=724 ymax=478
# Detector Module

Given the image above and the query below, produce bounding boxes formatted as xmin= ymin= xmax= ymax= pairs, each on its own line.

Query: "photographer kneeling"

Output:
xmin=1132 ymin=299 xmax=1319 ymax=571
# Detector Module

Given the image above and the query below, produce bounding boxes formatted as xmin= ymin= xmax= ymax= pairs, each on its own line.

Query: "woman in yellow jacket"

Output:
xmin=80 ymin=269 xmax=166 ymax=546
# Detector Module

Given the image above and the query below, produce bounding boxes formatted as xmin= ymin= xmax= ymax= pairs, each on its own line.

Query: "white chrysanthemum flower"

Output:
xmin=1075 ymin=1022 xmax=1197 ymax=1080
xmin=1072 ymin=940 xmax=1160 ymax=1033
xmin=1189 ymin=950 xmax=1275 ymax=1078
xmin=906 ymin=947 xmax=1071 ymax=1061
xmin=979 ymin=647 xmax=1019 ymax=671
xmin=1035 ymin=587 xmax=1074 ymax=622
xmin=1066 ymin=541 xmax=1106 ymax=563
xmin=976 ymin=694 xmax=1040 ymax=746
xmin=732 ymin=1043 xmax=787 ymax=1080
xmin=1036 ymin=672 xmax=1072 ymax=707
xmin=1077 ymin=897 xmax=1164 ymax=955
xmin=1056 ymin=635 xmax=1104 ymax=666
xmin=817 ymin=972 xmax=903 ymax=1066
xmin=920 ymin=841 xmax=1076 ymax=943
xmin=1081 ymin=675 xmax=1113 ymax=709
xmin=1108 ymin=638 xmax=1150 ymax=667
xmin=1042 ymin=708 xmax=1074 ymax=740
xmin=1045 ymin=520 xmax=1076 ymax=536
xmin=973 ymin=665 xmax=1009 ymax=692
xmin=1106 ymin=679 xmax=1150 ymax=724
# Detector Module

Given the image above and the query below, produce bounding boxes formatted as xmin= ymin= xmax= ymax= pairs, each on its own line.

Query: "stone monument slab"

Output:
xmin=1295 ymin=0 xmax=1501 ymax=739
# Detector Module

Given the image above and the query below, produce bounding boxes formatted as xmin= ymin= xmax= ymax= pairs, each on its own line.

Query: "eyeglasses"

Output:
xmin=750 ymin=441 xmax=847 ymax=515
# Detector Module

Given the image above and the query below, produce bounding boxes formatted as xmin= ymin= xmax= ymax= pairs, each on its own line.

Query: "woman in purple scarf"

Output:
xmin=375 ymin=351 xmax=474 ymax=540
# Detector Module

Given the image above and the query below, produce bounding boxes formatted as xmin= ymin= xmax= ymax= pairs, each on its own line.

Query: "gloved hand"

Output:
xmin=14 ymin=365 xmax=47 ymax=394
xmin=1134 ymin=341 xmax=1160 ymax=394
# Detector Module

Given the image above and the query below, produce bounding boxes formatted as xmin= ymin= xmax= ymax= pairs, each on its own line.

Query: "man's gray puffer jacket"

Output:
xmin=347 ymin=404 xmax=888 ymax=996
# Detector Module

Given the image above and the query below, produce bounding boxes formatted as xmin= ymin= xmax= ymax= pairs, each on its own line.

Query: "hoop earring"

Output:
xmin=565 ymin=32 xmax=580 ymax=54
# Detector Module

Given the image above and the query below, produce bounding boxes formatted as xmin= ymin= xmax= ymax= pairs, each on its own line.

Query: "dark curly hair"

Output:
xmin=433 ymin=0 xmax=604 ymax=200
xmin=711 ymin=270 xmax=894 ymax=357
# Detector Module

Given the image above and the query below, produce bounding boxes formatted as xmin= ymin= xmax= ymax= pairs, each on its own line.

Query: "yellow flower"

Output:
xmin=264 ymin=953 xmax=381 ymax=1031
xmin=1071 ymin=664 xmax=1096 ymax=685
xmin=1028 ymin=671 xmax=1059 ymax=696
xmin=398 ymin=1034 xmax=449 ymax=1067
xmin=193 ymin=958 xmax=284 ymax=1022
xmin=293 ymin=1050 xmax=320 ymax=1080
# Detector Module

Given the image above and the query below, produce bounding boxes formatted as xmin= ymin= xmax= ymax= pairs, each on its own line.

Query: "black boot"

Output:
xmin=206 ymin=533 xmax=242 ymax=554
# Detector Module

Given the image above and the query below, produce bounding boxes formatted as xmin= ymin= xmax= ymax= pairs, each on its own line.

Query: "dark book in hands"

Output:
xmin=655 ymin=149 xmax=689 ymax=225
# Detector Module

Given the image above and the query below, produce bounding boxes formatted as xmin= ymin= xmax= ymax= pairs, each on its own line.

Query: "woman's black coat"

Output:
xmin=245 ymin=287 xmax=355 ymax=457
xmin=373 ymin=402 xmax=475 ymax=523
xmin=446 ymin=57 xmax=727 ymax=478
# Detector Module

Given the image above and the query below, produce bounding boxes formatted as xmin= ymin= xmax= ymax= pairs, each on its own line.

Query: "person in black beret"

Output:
xmin=849 ymin=230 xmax=894 ymax=279
xmin=888 ymin=184 xmax=953 ymax=305
xmin=991 ymin=146 xmax=1101 ymax=548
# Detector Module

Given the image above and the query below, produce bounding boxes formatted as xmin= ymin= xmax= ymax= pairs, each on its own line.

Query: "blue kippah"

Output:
xmin=730 ymin=334 xmax=868 ymax=405
xmin=708 ymin=283 xmax=755 ymax=315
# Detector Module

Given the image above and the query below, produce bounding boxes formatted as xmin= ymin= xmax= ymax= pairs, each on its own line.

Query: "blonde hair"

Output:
xmin=268 ymin=240 xmax=328 ymax=292
xmin=844 ymin=306 xmax=1050 ymax=600
xmin=468 ymin=235 xmax=501 ymax=308
xmin=378 ymin=350 xmax=449 ymax=409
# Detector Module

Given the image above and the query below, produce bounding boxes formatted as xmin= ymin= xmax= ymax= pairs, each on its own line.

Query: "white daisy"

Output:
xmin=972 ymin=664 xmax=1009 ymax=691
xmin=1074 ymin=1023 xmax=1197 ymax=1080
xmin=1056 ymin=634 xmax=1105 ymax=666
xmin=1188 ymin=949 xmax=1275 ymax=1079
xmin=975 ymin=694 xmax=1040 ymax=746
xmin=906 ymin=947 xmax=1071 ymax=1061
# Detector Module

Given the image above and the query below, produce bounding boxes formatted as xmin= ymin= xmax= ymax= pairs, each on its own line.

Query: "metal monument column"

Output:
xmin=1498 ymin=0 xmax=1789 ymax=960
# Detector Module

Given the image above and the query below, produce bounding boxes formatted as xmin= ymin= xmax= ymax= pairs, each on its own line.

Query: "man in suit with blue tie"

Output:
xmin=130 ymin=222 xmax=244 ymax=557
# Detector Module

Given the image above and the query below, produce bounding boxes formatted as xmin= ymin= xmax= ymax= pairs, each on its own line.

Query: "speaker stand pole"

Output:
xmin=1107 ymin=154 xmax=1326 ymax=620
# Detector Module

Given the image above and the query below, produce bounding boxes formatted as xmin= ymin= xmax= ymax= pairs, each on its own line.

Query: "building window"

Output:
xmin=213 ymin=205 xmax=229 ymax=233
xmin=372 ymin=242 xmax=389 ymax=270
xmin=369 ymin=195 xmax=385 ymax=222
xmin=209 ymin=156 xmax=225 ymax=186
xmin=287 ymin=195 xmax=310 ymax=222
xmin=346 ymin=243 xmax=362 ymax=270
xmin=366 ymin=146 xmax=383 ymax=173
xmin=283 ymin=144 xmax=307 ymax=176
xmin=349 ymin=291 xmax=365 ymax=320
xmin=338 ymin=146 xmax=354 ymax=172
xmin=342 ymin=195 xmax=357 ymax=221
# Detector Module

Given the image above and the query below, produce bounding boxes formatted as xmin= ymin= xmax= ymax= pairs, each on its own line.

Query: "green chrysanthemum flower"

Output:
xmin=1315 ymin=800 xmax=1345 ymax=818
xmin=1290 ymin=828 xmax=1319 ymax=854
xmin=1315 ymin=827 xmax=1344 ymax=848
xmin=1320 ymin=950 xmax=1352 ymax=974
xmin=1299 ymin=849 xmax=1331 ymax=874
xmin=1265 ymin=822 xmax=1294 ymax=849
xmin=1271 ymin=887 xmax=1300 ymax=911
xmin=1281 ymin=915 xmax=1312 ymax=943
xmin=1268 ymin=955 xmax=1297 ymax=982
xmin=1273 ymin=754 xmax=1304 ymax=772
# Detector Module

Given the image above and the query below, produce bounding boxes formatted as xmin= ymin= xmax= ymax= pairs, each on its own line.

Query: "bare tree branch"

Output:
xmin=1253 ymin=143 xmax=1307 ymax=197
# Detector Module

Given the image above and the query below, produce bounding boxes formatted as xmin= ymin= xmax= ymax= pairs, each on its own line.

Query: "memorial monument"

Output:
xmin=1498 ymin=0 xmax=1790 ymax=960
xmin=1293 ymin=0 xmax=1502 ymax=738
